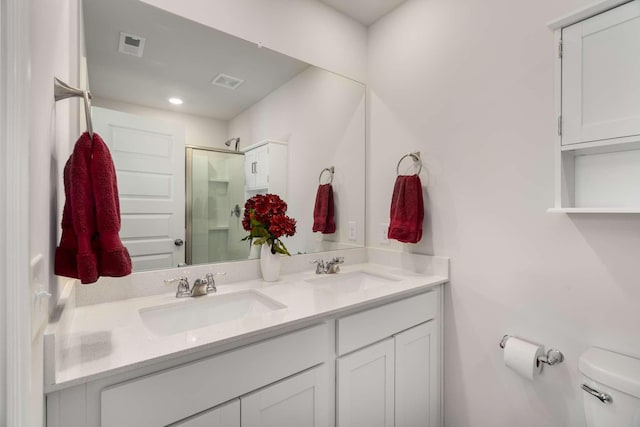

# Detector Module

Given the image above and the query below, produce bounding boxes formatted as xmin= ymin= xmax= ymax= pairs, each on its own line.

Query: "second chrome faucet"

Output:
xmin=312 ymin=257 xmax=344 ymax=274
xmin=164 ymin=272 xmax=226 ymax=298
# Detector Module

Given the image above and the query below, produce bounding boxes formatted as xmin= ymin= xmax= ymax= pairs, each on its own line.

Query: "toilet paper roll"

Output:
xmin=504 ymin=337 xmax=544 ymax=380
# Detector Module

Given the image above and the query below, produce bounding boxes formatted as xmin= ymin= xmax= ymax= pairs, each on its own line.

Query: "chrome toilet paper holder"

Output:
xmin=499 ymin=335 xmax=565 ymax=366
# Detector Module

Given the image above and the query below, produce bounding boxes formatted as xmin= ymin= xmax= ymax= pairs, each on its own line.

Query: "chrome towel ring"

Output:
xmin=396 ymin=152 xmax=422 ymax=176
xmin=319 ymin=166 xmax=335 ymax=184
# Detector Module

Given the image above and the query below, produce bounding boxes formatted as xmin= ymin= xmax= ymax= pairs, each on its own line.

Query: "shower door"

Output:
xmin=186 ymin=147 xmax=246 ymax=264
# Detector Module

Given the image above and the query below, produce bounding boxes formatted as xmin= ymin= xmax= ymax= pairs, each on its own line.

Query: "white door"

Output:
xmin=562 ymin=0 xmax=640 ymax=145
xmin=336 ymin=338 xmax=395 ymax=427
xmin=241 ymin=365 xmax=328 ymax=427
xmin=172 ymin=399 xmax=239 ymax=427
xmin=93 ymin=107 xmax=185 ymax=271
xmin=395 ymin=321 xmax=441 ymax=427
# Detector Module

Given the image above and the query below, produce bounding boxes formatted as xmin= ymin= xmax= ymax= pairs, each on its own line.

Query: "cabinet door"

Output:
xmin=562 ymin=1 xmax=640 ymax=145
xmin=241 ymin=365 xmax=328 ymax=427
xmin=244 ymin=151 xmax=256 ymax=189
xmin=253 ymin=145 xmax=269 ymax=189
xmin=395 ymin=321 xmax=441 ymax=427
xmin=336 ymin=338 xmax=394 ymax=427
xmin=172 ymin=399 xmax=239 ymax=427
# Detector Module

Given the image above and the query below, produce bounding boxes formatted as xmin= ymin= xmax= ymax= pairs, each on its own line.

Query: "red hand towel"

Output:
xmin=388 ymin=175 xmax=424 ymax=244
xmin=312 ymin=183 xmax=336 ymax=234
xmin=55 ymin=132 xmax=131 ymax=284
xmin=91 ymin=134 xmax=132 ymax=278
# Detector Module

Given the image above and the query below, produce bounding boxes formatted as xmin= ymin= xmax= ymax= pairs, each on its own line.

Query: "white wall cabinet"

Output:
xmin=242 ymin=365 xmax=328 ymax=427
xmin=243 ymin=140 xmax=288 ymax=198
xmin=46 ymin=288 xmax=443 ymax=427
xmin=550 ymin=0 xmax=640 ymax=212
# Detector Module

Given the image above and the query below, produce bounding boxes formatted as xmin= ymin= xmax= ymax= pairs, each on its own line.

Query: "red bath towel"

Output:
xmin=388 ymin=174 xmax=424 ymax=244
xmin=55 ymin=132 xmax=132 ymax=284
xmin=312 ymin=183 xmax=336 ymax=234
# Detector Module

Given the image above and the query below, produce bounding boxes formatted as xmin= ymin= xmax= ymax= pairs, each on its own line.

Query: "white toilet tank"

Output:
xmin=579 ymin=347 xmax=640 ymax=427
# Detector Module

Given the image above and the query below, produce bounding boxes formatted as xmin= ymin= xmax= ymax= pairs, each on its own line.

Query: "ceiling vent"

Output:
xmin=118 ymin=32 xmax=146 ymax=57
xmin=211 ymin=73 xmax=245 ymax=90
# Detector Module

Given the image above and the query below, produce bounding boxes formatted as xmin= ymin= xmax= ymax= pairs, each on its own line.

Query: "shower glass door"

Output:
xmin=186 ymin=147 xmax=246 ymax=264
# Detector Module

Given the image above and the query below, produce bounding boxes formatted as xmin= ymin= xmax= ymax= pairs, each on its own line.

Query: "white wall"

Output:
xmin=229 ymin=66 xmax=366 ymax=254
xmin=140 ymin=0 xmax=367 ymax=83
xmin=367 ymin=1 xmax=640 ymax=426
xmin=29 ymin=0 xmax=81 ymax=425
xmin=92 ymin=97 xmax=229 ymax=149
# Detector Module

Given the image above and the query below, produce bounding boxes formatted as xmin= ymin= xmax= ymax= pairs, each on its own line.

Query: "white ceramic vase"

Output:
xmin=260 ymin=243 xmax=281 ymax=282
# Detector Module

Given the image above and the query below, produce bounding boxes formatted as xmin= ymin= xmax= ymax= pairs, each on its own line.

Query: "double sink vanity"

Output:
xmin=45 ymin=248 xmax=448 ymax=427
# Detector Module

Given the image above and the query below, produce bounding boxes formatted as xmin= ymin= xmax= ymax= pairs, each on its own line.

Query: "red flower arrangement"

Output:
xmin=242 ymin=194 xmax=297 ymax=255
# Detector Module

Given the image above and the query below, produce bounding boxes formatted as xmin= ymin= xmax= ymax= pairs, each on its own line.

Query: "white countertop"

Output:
xmin=45 ymin=257 xmax=448 ymax=392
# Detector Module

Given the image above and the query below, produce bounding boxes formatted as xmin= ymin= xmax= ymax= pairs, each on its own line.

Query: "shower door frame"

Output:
xmin=185 ymin=145 xmax=245 ymax=265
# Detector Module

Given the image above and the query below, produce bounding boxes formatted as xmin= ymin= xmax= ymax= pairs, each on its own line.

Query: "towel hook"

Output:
xmin=319 ymin=166 xmax=334 ymax=184
xmin=396 ymin=152 xmax=422 ymax=176
xmin=54 ymin=77 xmax=94 ymax=138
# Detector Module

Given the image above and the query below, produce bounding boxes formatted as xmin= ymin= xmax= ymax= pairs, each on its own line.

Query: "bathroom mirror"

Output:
xmin=83 ymin=0 xmax=365 ymax=272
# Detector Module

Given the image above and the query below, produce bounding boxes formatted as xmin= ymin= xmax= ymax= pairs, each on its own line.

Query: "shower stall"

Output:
xmin=186 ymin=146 xmax=246 ymax=264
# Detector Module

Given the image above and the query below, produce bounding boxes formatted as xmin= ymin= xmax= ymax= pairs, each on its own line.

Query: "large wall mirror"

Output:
xmin=83 ymin=0 xmax=365 ymax=272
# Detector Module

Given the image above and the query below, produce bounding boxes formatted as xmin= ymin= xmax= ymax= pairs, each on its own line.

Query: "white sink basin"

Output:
xmin=306 ymin=270 xmax=400 ymax=292
xmin=139 ymin=290 xmax=287 ymax=336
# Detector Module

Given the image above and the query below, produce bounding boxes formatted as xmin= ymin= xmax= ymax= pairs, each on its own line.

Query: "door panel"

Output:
xmin=93 ymin=106 xmax=185 ymax=270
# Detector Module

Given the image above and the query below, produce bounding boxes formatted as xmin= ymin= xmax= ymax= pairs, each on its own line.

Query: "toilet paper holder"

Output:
xmin=499 ymin=335 xmax=565 ymax=366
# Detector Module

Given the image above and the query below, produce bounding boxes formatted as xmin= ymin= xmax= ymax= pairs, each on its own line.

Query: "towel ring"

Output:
xmin=396 ymin=152 xmax=422 ymax=176
xmin=319 ymin=166 xmax=334 ymax=184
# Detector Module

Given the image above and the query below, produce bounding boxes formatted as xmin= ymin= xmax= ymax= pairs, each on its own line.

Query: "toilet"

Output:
xmin=579 ymin=347 xmax=640 ymax=427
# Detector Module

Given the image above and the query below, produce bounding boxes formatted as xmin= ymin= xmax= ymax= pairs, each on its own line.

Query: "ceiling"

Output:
xmin=83 ymin=0 xmax=309 ymax=120
xmin=319 ymin=0 xmax=408 ymax=26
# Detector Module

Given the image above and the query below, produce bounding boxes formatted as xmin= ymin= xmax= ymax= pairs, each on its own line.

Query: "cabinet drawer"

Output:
xmin=337 ymin=291 xmax=437 ymax=356
xmin=102 ymin=323 xmax=328 ymax=427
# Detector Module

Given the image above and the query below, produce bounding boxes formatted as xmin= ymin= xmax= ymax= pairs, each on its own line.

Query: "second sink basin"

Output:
xmin=306 ymin=270 xmax=400 ymax=292
xmin=139 ymin=290 xmax=287 ymax=336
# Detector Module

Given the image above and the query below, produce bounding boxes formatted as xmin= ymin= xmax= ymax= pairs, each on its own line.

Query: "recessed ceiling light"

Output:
xmin=168 ymin=97 xmax=183 ymax=105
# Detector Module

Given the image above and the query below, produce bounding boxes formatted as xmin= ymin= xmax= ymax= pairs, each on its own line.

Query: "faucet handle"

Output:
xmin=204 ymin=272 xmax=226 ymax=293
xmin=164 ymin=276 xmax=190 ymax=298
xmin=311 ymin=259 xmax=326 ymax=274
xmin=331 ymin=257 xmax=345 ymax=264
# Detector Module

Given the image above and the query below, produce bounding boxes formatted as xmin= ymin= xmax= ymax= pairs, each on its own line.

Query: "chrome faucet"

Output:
xmin=164 ymin=272 xmax=226 ymax=298
xmin=312 ymin=257 xmax=344 ymax=274
xmin=189 ymin=278 xmax=209 ymax=297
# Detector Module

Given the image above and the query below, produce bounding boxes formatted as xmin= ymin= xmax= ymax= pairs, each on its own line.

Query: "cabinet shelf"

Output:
xmin=547 ymin=207 xmax=640 ymax=214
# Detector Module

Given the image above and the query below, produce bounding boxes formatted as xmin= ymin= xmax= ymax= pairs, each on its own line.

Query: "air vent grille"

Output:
xmin=118 ymin=32 xmax=146 ymax=57
xmin=211 ymin=73 xmax=245 ymax=90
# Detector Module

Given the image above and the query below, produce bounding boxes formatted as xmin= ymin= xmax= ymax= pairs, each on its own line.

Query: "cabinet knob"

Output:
xmin=174 ymin=239 xmax=184 ymax=246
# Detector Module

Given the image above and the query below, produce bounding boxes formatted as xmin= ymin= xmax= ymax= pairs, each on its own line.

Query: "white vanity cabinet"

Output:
xmin=172 ymin=399 xmax=240 ymax=427
xmin=336 ymin=292 xmax=442 ymax=427
xmin=242 ymin=365 xmax=329 ymax=427
xmin=46 ymin=286 xmax=443 ymax=427
xmin=243 ymin=140 xmax=288 ymax=197
xmin=550 ymin=0 xmax=640 ymax=212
